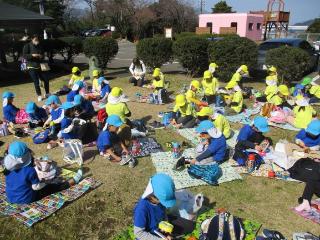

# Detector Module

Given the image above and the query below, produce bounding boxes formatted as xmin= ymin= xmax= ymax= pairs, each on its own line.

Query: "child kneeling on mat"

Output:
xmin=4 ymin=141 xmax=82 ymax=204
xmin=295 ymin=119 xmax=320 ymax=151
xmin=234 ymin=116 xmax=270 ymax=165
xmin=134 ymin=173 xmax=176 ymax=240
xmin=97 ymin=115 xmax=129 ymax=162
xmin=189 ymin=120 xmax=227 ymax=165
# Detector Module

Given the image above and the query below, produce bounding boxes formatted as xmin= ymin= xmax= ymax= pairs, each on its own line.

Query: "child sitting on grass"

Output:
xmin=91 ymin=69 xmax=101 ymax=95
xmin=151 ymin=68 xmax=167 ymax=104
xmin=69 ymin=66 xmax=84 ymax=87
xmin=43 ymin=95 xmax=64 ymax=135
xmin=99 ymin=77 xmax=111 ymax=103
xmin=97 ymin=115 xmax=129 ymax=162
xmin=73 ymin=94 xmax=95 ymax=120
xmin=134 ymin=173 xmax=176 ymax=240
xmin=4 ymin=141 xmax=82 ymax=204
xmin=171 ymin=94 xmax=196 ymax=129
xmin=189 ymin=120 xmax=227 ymax=165
xmin=67 ymin=81 xmax=85 ymax=102
xmin=25 ymin=101 xmax=48 ymax=128
xmin=2 ymin=91 xmax=19 ymax=123
xmin=295 ymin=120 xmax=320 ymax=151
xmin=234 ymin=116 xmax=270 ymax=165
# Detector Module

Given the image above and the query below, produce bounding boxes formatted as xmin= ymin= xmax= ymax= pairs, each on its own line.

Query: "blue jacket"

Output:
xmin=196 ymin=135 xmax=227 ymax=162
xmin=29 ymin=107 xmax=48 ymax=122
xmin=296 ymin=129 xmax=320 ymax=147
xmin=3 ymin=104 xmax=19 ymax=123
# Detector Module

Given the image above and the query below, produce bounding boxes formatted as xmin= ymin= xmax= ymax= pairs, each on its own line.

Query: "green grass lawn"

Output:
xmin=0 ymin=72 xmax=319 ymax=239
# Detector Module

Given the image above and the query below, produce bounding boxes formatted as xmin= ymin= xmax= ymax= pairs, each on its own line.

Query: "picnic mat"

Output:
xmin=151 ymin=148 xmax=242 ymax=190
xmin=292 ymin=198 xmax=320 ymax=224
xmin=226 ymin=106 xmax=262 ymax=125
xmin=176 ymin=128 xmax=239 ymax=148
xmin=229 ymin=159 xmax=298 ymax=182
xmin=130 ymin=137 xmax=162 ymax=158
xmin=0 ymin=174 xmax=98 ymax=227
xmin=268 ymin=122 xmax=300 ymax=131
xmin=114 ymin=208 xmax=261 ymax=240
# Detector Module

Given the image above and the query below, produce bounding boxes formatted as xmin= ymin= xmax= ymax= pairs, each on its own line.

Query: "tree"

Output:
xmin=82 ymin=0 xmax=97 ymax=21
xmin=212 ymin=1 xmax=234 ymax=13
xmin=307 ymin=18 xmax=320 ymax=33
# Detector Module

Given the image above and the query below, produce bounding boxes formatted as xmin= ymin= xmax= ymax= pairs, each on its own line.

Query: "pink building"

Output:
xmin=199 ymin=13 xmax=264 ymax=41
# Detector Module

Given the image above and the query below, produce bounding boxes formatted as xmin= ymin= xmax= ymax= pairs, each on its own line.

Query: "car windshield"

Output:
xmin=259 ymin=42 xmax=291 ymax=51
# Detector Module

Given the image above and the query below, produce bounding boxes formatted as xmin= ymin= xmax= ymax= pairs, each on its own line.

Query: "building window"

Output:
xmin=249 ymin=23 xmax=253 ymax=31
xmin=257 ymin=23 xmax=261 ymax=30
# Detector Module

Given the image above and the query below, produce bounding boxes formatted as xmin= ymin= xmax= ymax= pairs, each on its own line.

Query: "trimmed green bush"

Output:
xmin=83 ymin=37 xmax=118 ymax=69
xmin=136 ymin=38 xmax=173 ymax=68
xmin=208 ymin=35 xmax=258 ymax=81
xmin=266 ymin=46 xmax=311 ymax=83
xmin=41 ymin=39 xmax=67 ymax=63
xmin=173 ymin=36 xmax=209 ymax=75
xmin=58 ymin=36 xmax=83 ymax=63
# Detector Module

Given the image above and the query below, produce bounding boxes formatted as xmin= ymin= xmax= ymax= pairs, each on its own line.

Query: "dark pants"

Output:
xmin=256 ymin=96 xmax=267 ymax=102
xmin=309 ymin=97 xmax=320 ymax=104
xmin=300 ymin=181 xmax=320 ymax=203
xmin=129 ymin=77 xmax=144 ymax=87
xmin=35 ymin=181 xmax=70 ymax=201
xmin=177 ymin=116 xmax=196 ymax=128
xmin=28 ymin=68 xmax=49 ymax=96
xmin=204 ymin=95 xmax=216 ymax=105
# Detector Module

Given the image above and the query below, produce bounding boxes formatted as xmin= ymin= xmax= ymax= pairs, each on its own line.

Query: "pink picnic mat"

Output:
xmin=292 ymin=198 xmax=320 ymax=224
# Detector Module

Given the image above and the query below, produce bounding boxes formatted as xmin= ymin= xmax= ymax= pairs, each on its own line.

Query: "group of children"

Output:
xmin=1 ymin=61 xmax=320 ymax=239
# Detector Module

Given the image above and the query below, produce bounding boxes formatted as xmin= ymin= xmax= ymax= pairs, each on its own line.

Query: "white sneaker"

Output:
xmin=119 ymin=155 xmax=132 ymax=166
xmin=37 ymin=96 xmax=42 ymax=102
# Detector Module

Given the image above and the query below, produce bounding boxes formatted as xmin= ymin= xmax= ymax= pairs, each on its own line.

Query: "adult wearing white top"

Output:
xmin=129 ymin=57 xmax=146 ymax=87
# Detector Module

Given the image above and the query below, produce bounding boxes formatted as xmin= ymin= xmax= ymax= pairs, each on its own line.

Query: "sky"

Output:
xmin=205 ymin=0 xmax=320 ymax=24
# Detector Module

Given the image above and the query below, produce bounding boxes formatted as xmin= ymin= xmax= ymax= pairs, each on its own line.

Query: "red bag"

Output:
xmin=97 ymin=108 xmax=107 ymax=123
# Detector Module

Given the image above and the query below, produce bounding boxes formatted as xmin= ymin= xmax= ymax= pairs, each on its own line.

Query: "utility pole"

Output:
xmin=200 ymin=0 xmax=205 ymax=14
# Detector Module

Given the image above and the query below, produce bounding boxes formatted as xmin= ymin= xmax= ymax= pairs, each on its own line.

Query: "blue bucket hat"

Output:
xmin=45 ymin=95 xmax=61 ymax=106
xmin=8 ymin=141 xmax=29 ymax=158
xmin=61 ymin=101 xmax=75 ymax=110
xmin=2 ymin=91 xmax=15 ymax=99
xmin=73 ymin=94 xmax=84 ymax=106
xmin=306 ymin=120 xmax=320 ymax=136
xmin=151 ymin=173 xmax=176 ymax=208
xmin=106 ymin=114 xmax=123 ymax=127
xmin=196 ymin=120 xmax=215 ymax=133
xmin=98 ymin=76 xmax=107 ymax=85
xmin=25 ymin=101 xmax=37 ymax=114
xmin=253 ymin=116 xmax=269 ymax=133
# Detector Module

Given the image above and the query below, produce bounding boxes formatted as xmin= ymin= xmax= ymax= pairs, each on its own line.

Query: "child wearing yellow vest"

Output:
xmin=106 ymin=87 xmax=131 ymax=124
xmin=69 ymin=66 xmax=84 ymax=87
xmin=265 ymin=66 xmax=278 ymax=86
xmin=92 ymin=70 xmax=101 ymax=95
xmin=171 ymin=94 xmax=196 ymax=129
xmin=286 ymin=95 xmax=317 ymax=129
xmin=225 ymin=85 xmax=243 ymax=114
xmin=186 ymin=80 xmax=207 ymax=108
xmin=151 ymin=68 xmax=167 ymax=104
xmin=196 ymin=107 xmax=232 ymax=139
xmin=308 ymin=82 xmax=320 ymax=104
xmin=208 ymin=62 xmax=218 ymax=74
xmin=201 ymin=70 xmax=219 ymax=104
xmin=225 ymin=65 xmax=248 ymax=90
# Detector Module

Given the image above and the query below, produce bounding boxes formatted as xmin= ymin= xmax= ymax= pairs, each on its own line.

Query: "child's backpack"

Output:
xmin=159 ymin=89 xmax=169 ymax=104
xmin=199 ymin=212 xmax=245 ymax=240
xmin=233 ymin=150 xmax=264 ymax=167
xmin=33 ymin=129 xmax=50 ymax=144
xmin=260 ymin=103 xmax=275 ymax=118
xmin=15 ymin=109 xmax=29 ymax=124
xmin=188 ymin=163 xmax=222 ymax=185
xmin=97 ymin=108 xmax=107 ymax=124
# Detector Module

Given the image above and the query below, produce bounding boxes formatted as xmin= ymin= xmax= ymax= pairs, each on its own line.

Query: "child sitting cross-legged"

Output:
xmin=189 ymin=120 xmax=227 ymax=165
xmin=4 ymin=141 xmax=83 ymax=204
xmin=134 ymin=173 xmax=176 ymax=240
xmin=25 ymin=101 xmax=48 ymax=128
xmin=97 ymin=115 xmax=129 ymax=163
xmin=2 ymin=91 xmax=19 ymax=124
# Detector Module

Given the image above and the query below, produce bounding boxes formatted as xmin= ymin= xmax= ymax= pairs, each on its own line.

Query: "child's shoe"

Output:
xmin=119 ymin=155 xmax=132 ymax=166
xmin=128 ymin=158 xmax=137 ymax=168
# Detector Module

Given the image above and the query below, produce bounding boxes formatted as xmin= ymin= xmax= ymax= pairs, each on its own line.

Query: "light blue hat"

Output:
xmin=196 ymin=120 xmax=215 ymax=133
xmin=25 ymin=101 xmax=37 ymax=114
xmin=98 ymin=77 xmax=107 ymax=85
xmin=106 ymin=115 xmax=123 ymax=127
xmin=73 ymin=94 xmax=84 ymax=106
xmin=253 ymin=116 xmax=269 ymax=133
xmin=8 ymin=141 xmax=29 ymax=158
xmin=306 ymin=120 xmax=320 ymax=136
xmin=151 ymin=173 xmax=176 ymax=208
xmin=45 ymin=95 xmax=61 ymax=106
xmin=61 ymin=101 xmax=75 ymax=110
xmin=2 ymin=91 xmax=15 ymax=99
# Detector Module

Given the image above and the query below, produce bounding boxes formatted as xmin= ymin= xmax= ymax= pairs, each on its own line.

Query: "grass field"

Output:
xmin=0 ymin=71 xmax=319 ymax=240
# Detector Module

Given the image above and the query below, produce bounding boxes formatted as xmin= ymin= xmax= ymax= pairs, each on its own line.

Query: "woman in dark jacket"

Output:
xmin=23 ymin=35 xmax=50 ymax=102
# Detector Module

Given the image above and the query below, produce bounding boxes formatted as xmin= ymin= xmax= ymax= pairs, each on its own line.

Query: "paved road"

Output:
xmin=73 ymin=40 xmax=185 ymax=78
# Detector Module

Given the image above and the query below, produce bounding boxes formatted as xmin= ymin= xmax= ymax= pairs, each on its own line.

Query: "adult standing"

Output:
xmin=129 ymin=57 xmax=146 ymax=87
xmin=23 ymin=35 xmax=50 ymax=102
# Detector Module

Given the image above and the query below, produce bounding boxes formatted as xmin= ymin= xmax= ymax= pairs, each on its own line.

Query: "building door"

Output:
xmin=206 ymin=22 xmax=212 ymax=33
